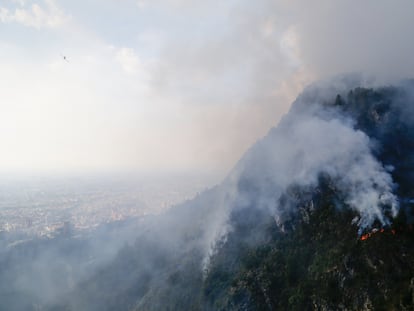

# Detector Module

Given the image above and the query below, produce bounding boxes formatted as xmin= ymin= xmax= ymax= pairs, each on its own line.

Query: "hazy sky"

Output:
xmin=1 ymin=0 xmax=414 ymax=175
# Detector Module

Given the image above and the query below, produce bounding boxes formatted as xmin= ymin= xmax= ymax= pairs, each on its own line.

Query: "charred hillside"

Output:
xmin=49 ymin=81 xmax=414 ymax=311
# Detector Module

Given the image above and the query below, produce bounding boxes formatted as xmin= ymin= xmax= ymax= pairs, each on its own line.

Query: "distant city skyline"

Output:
xmin=0 ymin=172 xmax=215 ymax=235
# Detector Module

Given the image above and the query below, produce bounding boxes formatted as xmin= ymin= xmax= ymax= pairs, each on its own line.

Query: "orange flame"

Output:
xmin=359 ymin=228 xmax=394 ymax=241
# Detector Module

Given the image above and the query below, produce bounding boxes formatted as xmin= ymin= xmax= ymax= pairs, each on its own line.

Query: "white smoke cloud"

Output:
xmin=201 ymin=84 xmax=400 ymax=267
xmin=240 ymin=97 xmax=398 ymax=225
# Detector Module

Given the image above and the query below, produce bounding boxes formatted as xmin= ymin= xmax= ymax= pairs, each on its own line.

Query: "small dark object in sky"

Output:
xmin=61 ymin=54 xmax=69 ymax=62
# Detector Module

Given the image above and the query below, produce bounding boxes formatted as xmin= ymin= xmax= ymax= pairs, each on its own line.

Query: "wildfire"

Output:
xmin=359 ymin=228 xmax=394 ymax=241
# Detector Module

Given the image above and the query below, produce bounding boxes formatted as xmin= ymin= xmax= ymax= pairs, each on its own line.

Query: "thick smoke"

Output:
xmin=1 ymin=79 xmax=409 ymax=309
xmin=242 ymin=104 xmax=398 ymax=225
xmin=202 ymin=80 xmax=401 ymax=266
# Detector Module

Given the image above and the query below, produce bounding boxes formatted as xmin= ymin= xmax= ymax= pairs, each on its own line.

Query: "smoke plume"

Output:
xmin=202 ymin=78 xmax=403 ymax=266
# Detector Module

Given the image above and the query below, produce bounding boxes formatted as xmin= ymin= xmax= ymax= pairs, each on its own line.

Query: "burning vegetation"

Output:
xmin=359 ymin=228 xmax=394 ymax=241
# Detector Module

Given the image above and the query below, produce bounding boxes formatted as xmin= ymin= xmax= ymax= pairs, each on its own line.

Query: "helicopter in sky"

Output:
xmin=61 ymin=54 xmax=69 ymax=62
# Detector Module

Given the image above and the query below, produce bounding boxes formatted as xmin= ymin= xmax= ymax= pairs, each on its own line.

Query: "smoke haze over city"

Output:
xmin=2 ymin=1 xmax=414 ymax=310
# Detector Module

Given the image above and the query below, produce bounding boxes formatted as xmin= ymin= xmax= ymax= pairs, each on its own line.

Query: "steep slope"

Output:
xmin=204 ymin=81 xmax=414 ymax=310
xmin=205 ymin=181 xmax=414 ymax=310
xmin=52 ymin=79 xmax=414 ymax=310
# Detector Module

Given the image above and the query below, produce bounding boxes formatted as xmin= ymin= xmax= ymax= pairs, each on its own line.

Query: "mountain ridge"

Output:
xmin=16 ymin=79 xmax=414 ymax=310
